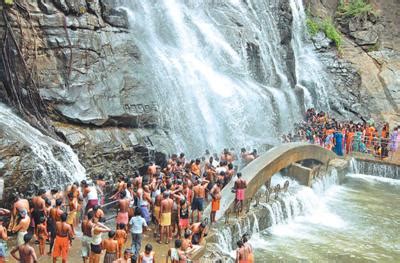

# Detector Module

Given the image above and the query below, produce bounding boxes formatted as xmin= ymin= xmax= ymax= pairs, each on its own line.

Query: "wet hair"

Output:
xmin=228 ymin=163 xmax=233 ymax=170
xmin=51 ymin=189 xmax=59 ymax=195
xmin=108 ymin=231 xmax=116 ymax=238
xmin=242 ymin=234 xmax=249 ymax=243
xmin=93 ymin=205 xmax=100 ymax=211
xmin=124 ymin=248 xmax=132 ymax=254
xmin=120 ymin=191 xmax=127 ymax=198
xmin=145 ymin=244 xmax=152 ymax=252
xmin=237 ymin=172 xmax=242 ymax=178
xmin=180 ymin=153 xmax=185 ymax=158
xmin=237 ymin=240 xmax=244 ymax=248
xmin=134 ymin=207 xmax=142 ymax=216
xmin=118 ymin=223 xmax=126 ymax=230
xmin=81 ymin=180 xmax=88 ymax=187
xmin=39 ymin=216 xmax=46 ymax=224
xmin=56 ymin=199 xmax=62 ymax=207
xmin=98 ymin=174 xmax=104 ymax=180
xmin=184 ymin=231 xmax=191 ymax=239
xmin=175 ymin=239 xmax=182 ymax=248
xmin=195 ymin=158 xmax=200 ymax=163
xmin=200 ymin=222 xmax=207 ymax=228
xmin=37 ymin=189 xmax=46 ymax=196
xmin=87 ymin=211 xmax=94 ymax=220
xmin=180 ymin=198 xmax=186 ymax=206
xmin=24 ymin=233 xmax=33 ymax=243
xmin=61 ymin=213 xmax=67 ymax=222
xmin=45 ymin=198 xmax=51 ymax=206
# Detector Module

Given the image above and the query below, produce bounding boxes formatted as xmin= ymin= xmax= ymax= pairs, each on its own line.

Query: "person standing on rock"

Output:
xmin=10 ymin=233 xmax=38 ymax=263
xmin=234 ymin=173 xmax=247 ymax=218
xmin=210 ymin=180 xmax=222 ymax=223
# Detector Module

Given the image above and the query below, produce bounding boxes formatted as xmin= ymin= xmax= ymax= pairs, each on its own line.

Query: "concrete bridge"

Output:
xmin=206 ymin=142 xmax=337 ymax=221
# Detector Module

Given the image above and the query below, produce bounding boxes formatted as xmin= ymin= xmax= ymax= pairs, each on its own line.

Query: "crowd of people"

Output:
xmin=3 ymin=108 xmax=398 ymax=263
xmin=282 ymin=108 xmax=400 ymax=159
xmin=0 ymin=148 xmax=258 ymax=263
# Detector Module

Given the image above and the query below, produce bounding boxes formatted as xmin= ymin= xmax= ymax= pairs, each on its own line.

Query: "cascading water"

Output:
xmin=350 ymin=159 xmax=400 ymax=179
xmin=0 ymin=103 xmax=86 ymax=192
xmin=120 ymin=0 xmax=336 ymax=155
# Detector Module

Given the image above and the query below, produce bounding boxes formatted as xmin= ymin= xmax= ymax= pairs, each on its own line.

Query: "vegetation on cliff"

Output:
xmin=306 ymin=16 xmax=343 ymax=50
xmin=337 ymin=0 xmax=374 ymax=18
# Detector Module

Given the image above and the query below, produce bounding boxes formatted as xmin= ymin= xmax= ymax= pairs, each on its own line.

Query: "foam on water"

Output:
xmin=347 ymin=173 xmax=400 ymax=186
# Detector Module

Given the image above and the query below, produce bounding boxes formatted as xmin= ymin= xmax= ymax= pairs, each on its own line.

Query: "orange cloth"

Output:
xmin=53 ymin=236 xmax=69 ymax=260
xmin=211 ymin=199 xmax=220 ymax=212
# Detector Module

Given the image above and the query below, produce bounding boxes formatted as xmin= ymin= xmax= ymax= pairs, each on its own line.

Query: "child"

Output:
xmin=138 ymin=244 xmax=155 ymax=263
xmin=114 ymin=223 xmax=127 ymax=258
xmin=37 ymin=216 xmax=48 ymax=256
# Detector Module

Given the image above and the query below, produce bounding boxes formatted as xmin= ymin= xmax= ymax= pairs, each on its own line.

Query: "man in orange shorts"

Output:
xmin=210 ymin=181 xmax=222 ymax=223
xmin=53 ymin=213 xmax=72 ymax=263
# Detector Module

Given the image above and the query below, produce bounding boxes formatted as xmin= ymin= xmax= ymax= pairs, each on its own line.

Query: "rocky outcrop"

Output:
xmin=0 ymin=0 xmax=158 ymax=128
xmin=0 ymin=0 xmax=173 ymax=191
xmin=306 ymin=0 xmax=400 ymax=125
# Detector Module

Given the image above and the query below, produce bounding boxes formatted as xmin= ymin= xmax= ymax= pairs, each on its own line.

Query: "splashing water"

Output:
xmin=119 ymin=0 xmax=337 ymax=155
xmin=0 ymin=103 xmax=86 ymax=191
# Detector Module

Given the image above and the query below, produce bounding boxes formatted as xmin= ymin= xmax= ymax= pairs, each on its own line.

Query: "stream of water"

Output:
xmin=246 ymin=173 xmax=400 ymax=262
xmin=120 ymin=0 xmax=335 ymax=155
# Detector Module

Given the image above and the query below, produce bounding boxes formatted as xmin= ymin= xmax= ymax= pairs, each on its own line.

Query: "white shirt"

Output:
xmin=129 ymin=216 xmax=147 ymax=234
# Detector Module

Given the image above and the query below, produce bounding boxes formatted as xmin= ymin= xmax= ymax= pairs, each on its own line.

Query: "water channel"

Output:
xmin=250 ymin=172 xmax=400 ymax=262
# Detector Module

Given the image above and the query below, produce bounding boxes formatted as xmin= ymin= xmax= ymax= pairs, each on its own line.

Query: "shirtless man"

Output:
xmin=0 ymin=216 xmax=8 ymax=262
xmin=153 ymin=187 xmax=164 ymax=238
xmin=48 ymin=199 xmax=63 ymax=255
xmin=52 ymin=213 xmax=73 ymax=263
xmin=159 ymin=192 xmax=173 ymax=244
xmin=240 ymin=148 xmax=254 ymax=166
xmin=234 ymin=173 xmax=247 ymax=217
xmin=190 ymin=222 xmax=208 ymax=245
xmin=235 ymin=240 xmax=248 ymax=263
xmin=81 ymin=211 xmax=94 ymax=263
xmin=8 ymin=196 xmax=29 ymax=231
xmin=210 ymin=181 xmax=222 ymax=223
xmin=102 ymin=231 xmax=119 ymax=263
xmin=10 ymin=233 xmax=37 ymax=263
xmin=191 ymin=179 xmax=209 ymax=223
xmin=32 ymin=189 xmax=47 ymax=236
xmin=116 ymin=191 xmax=130 ymax=228
xmin=242 ymin=234 xmax=254 ymax=263
xmin=12 ymin=209 xmax=30 ymax=246
xmin=138 ymin=185 xmax=152 ymax=225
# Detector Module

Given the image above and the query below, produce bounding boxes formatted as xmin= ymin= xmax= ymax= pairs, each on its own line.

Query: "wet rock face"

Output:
xmin=54 ymin=124 xmax=170 ymax=181
xmin=1 ymin=0 xmax=157 ymax=128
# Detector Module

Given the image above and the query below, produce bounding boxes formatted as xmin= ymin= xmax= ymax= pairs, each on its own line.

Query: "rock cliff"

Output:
xmin=305 ymin=0 xmax=400 ymax=125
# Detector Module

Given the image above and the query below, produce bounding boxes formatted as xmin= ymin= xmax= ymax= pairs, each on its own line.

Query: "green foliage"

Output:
xmin=306 ymin=15 xmax=343 ymax=50
xmin=306 ymin=18 xmax=320 ymax=37
xmin=321 ymin=19 xmax=343 ymax=48
xmin=4 ymin=0 xmax=14 ymax=5
xmin=338 ymin=0 xmax=374 ymax=17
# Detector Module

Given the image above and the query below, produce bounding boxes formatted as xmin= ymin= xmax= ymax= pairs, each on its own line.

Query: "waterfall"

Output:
xmin=0 ymin=103 xmax=86 ymax=192
xmin=349 ymin=159 xmax=400 ymax=179
xmin=120 ymin=0 xmax=335 ymax=155
xmin=290 ymin=0 xmax=334 ymax=110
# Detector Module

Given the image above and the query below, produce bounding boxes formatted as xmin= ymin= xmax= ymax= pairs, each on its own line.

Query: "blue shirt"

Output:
xmin=129 ymin=215 xmax=147 ymax=234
